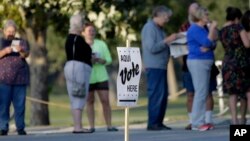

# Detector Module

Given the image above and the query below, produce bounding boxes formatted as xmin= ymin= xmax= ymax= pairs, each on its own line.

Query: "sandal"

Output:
xmin=185 ymin=124 xmax=192 ymax=130
xmin=107 ymin=127 xmax=118 ymax=132
xmin=89 ymin=128 xmax=95 ymax=133
xmin=72 ymin=129 xmax=92 ymax=134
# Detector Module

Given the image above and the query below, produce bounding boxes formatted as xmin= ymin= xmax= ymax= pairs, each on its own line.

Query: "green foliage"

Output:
xmin=0 ymin=2 xmax=23 ymax=30
xmin=46 ymin=26 xmax=66 ymax=74
xmin=1 ymin=0 xmax=249 ymax=87
xmin=81 ymin=0 xmax=194 ymax=58
xmin=0 ymin=0 xmax=83 ymax=33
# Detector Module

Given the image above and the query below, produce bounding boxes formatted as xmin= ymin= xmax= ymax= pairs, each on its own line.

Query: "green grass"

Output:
xmin=21 ymin=93 xmax=228 ymax=128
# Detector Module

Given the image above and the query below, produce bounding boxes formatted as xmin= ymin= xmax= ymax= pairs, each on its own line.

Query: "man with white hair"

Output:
xmin=141 ymin=5 xmax=182 ymax=131
xmin=0 ymin=20 xmax=30 ymax=136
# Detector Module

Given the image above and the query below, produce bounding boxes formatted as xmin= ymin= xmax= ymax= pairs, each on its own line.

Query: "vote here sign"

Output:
xmin=116 ymin=47 xmax=142 ymax=107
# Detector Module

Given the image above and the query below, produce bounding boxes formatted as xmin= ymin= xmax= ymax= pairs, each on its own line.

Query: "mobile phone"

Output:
xmin=11 ymin=40 xmax=20 ymax=52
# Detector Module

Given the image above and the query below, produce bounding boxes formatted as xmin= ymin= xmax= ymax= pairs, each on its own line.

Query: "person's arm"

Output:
xmin=19 ymin=50 xmax=29 ymax=58
xmin=240 ymin=30 xmax=250 ymax=48
xmin=208 ymin=21 xmax=218 ymax=41
xmin=101 ymin=41 xmax=112 ymax=65
xmin=20 ymin=40 xmax=30 ymax=58
xmin=0 ymin=47 xmax=12 ymax=58
xmin=200 ymin=41 xmax=217 ymax=52
xmin=198 ymin=22 xmax=218 ymax=52
xmin=164 ymin=33 xmax=181 ymax=45
xmin=142 ymin=25 xmax=169 ymax=54
xmin=190 ymin=25 xmax=214 ymax=49
xmin=96 ymin=40 xmax=112 ymax=65
xmin=13 ymin=39 xmax=30 ymax=58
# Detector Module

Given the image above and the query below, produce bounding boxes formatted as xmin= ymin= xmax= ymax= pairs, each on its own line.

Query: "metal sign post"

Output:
xmin=125 ymin=40 xmax=130 ymax=141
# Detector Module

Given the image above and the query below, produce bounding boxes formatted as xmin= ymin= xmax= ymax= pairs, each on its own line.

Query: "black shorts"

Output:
xmin=89 ymin=81 xmax=109 ymax=91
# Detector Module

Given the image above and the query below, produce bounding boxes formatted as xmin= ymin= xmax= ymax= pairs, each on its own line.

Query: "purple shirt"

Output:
xmin=0 ymin=38 xmax=30 ymax=85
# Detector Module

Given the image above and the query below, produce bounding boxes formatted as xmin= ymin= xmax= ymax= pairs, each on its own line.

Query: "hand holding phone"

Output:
xmin=11 ymin=40 xmax=20 ymax=52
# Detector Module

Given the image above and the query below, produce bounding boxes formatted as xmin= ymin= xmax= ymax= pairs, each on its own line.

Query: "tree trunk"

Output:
xmin=26 ymin=28 xmax=50 ymax=126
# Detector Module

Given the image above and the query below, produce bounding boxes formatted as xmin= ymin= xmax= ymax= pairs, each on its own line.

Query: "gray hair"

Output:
xmin=191 ymin=7 xmax=208 ymax=22
xmin=69 ymin=13 xmax=84 ymax=34
xmin=3 ymin=19 xmax=17 ymax=30
xmin=152 ymin=5 xmax=172 ymax=17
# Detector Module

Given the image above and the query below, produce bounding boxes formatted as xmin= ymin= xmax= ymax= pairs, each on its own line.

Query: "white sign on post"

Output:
xmin=117 ymin=47 xmax=142 ymax=107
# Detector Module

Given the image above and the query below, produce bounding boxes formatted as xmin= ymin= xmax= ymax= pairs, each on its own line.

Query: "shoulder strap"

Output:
xmin=72 ymin=36 xmax=77 ymax=59
xmin=0 ymin=38 xmax=3 ymax=49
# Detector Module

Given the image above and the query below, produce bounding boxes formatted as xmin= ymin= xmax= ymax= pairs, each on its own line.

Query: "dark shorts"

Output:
xmin=182 ymin=71 xmax=217 ymax=94
xmin=182 ymin=71 xmax=194 ymax=93
xmin=89 ymin=81 xmax=109 ymax=91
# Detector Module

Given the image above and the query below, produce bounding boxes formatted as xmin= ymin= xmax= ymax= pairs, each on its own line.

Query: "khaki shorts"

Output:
xmin=64 ymin=60 xmax=92 ymax=110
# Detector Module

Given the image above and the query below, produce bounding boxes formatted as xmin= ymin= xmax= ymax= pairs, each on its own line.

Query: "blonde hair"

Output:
xmin=191 ymin=7 xmax=208 ymax=22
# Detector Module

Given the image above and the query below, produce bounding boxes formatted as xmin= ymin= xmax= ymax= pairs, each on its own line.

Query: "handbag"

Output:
xmin=72 ymin=81 xmax=86 ymax=98
xmin=71 ymin=36 xmax=86 ymax=98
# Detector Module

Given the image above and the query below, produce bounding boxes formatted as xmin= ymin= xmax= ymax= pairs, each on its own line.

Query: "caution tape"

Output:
xmin=26 ymin=96 xmax=70 ymax=109
xmin=25 ymin=89 xmax=187 ymax=110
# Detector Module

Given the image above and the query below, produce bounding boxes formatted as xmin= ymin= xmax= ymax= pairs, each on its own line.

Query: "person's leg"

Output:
xmin=229 ymin=95 xmax=238 ymax=125
xmin=239 ymin=97 xmax=247 ymax=125
xmin=247 ymin=91 xmax=250 ymax=116
xmin=86 ymin=91 xmax=95 ymax=130
xmin=70 ymin=97 xmax=90 ymax=133
xmin=65 ymin=79 xmax=85 ymax=131
xmin=0 ymin=84 xmax=12 ymax=135
xmin=187 ymin=93 xmax=194 ymax=121
xmin=12 ymin=85 xmax=27 ymax=134
xmin=185 ymin=92 xmax=194 ymax=130
xmin=64 ymin=61 xmax=92 ymax=133
xmin=182 ymin=71 xmax=194 ymax=129
xmin=158 ymin=70 xmax=169 ymax=128
xmin=97 ymin=90 xmax=111 ymax=126
xmin=187 ymin=60 xmax=213 ymax=129
xmin=146 ymin=69 xmax=168 ymax=130
xmin=97 ymin=90 xmax=117 ymax=130
xmin=206 ymin=77 xmax=217 ymax=125
xmin=205 ymin=94 xmax=214 ymax=124
xmin=72 ymin=109 xmax=83 ymax=131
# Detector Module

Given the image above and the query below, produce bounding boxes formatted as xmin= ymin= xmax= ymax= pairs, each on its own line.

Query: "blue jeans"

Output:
xmin=146 ymin=68 xmax=168 ymax=127
xmin=0 ymin=83 xmax=26 ymax=131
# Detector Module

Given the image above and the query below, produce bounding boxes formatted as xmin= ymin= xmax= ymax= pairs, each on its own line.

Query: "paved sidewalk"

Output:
xmin=7 ymin=116 xmax=231 ymax=134
xmin=0 ymin=117 xmax=233 ymax=141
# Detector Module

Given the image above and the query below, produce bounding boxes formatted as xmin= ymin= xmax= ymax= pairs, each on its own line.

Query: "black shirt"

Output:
xmin=65 ymin=34 xmax=92 ymax=67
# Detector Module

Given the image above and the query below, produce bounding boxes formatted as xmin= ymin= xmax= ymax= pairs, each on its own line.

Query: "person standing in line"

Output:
xmin=220 ymin=8 xmax=250 ymax=125
xmin=179 ymin=3 xmax=217 ymax=130
xmin=0 ymin=20 xmax=30 ymax=136
xmin=141 ymin=5 xmax=182 ymax=131
xmin=242 ymin=10 xmax=250 ymax=123
xmin=64 ymin=14 xmax=92 ymax=133
xmin=82 ymin=22 xmax=118 ymax=132
xmin=219 ymin=7 xmax=250 ymax=125
xmin=186 ymin=7 xmax=218 ymax=131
